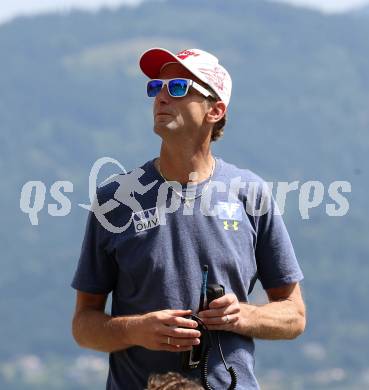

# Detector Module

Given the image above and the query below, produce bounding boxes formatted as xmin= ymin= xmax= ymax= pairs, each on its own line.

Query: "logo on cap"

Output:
xmin=199 ymin=66 xmax=227 ymax=92
xmin=177 ymin=50 xmax=200 ymax=60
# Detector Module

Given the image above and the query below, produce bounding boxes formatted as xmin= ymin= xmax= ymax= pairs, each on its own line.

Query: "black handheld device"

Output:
xmin=181 ymin=265 xmax=208 ymax=370
xmin=206 ymin=284 xmax=225 ymax=303
xmin=181 ymin=280 xmax=225 ymax=370
xmin=181 ymin=279 xmax=237 ymax=389
xmin=200 ymin=284 xmax=238 ymax=390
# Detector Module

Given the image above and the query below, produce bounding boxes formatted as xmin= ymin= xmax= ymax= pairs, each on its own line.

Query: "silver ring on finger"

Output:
xmin=167 ymin=336 xmax=171 ymax=345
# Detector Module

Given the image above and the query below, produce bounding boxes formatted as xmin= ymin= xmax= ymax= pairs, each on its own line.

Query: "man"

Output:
xmin=71 ymin=47 xmax=306 ymax=389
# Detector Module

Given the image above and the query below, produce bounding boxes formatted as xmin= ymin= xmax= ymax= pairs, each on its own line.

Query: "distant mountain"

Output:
xmin=1 ymin=0 xmax=369 ymax=389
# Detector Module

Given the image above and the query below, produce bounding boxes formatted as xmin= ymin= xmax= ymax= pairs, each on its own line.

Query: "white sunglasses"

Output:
xmin=147 ymin=78 xmax=216 ymax=99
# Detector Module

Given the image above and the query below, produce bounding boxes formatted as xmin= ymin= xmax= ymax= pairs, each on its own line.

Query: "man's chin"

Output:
xmin=153 ymin=125 xmax=179 ymax=136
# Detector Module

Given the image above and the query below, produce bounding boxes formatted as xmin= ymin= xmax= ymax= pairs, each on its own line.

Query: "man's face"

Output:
xmin=152 ymin=63 xmax=212 ymax=140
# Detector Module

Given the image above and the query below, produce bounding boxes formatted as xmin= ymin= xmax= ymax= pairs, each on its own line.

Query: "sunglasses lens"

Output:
xmin=168 ymin=79 xmax=188 ymax=97
xmin=147 ymin=80 xmax=163 ymax=97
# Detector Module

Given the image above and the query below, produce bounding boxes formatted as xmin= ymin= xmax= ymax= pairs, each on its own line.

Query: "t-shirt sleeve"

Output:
xmin=254 ymin=188 xmax=304 ymax=290
xmin=71 ymin=207 xmax=118 ymax=294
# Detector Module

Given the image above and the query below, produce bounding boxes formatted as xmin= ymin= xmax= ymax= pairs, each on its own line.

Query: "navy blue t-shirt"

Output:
xmin=71 ymin=157 xmax=304 ymax=389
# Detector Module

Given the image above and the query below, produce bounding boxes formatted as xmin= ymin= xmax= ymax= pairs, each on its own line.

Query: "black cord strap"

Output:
xmin=191 ymin=315 xmax=238 ymax=389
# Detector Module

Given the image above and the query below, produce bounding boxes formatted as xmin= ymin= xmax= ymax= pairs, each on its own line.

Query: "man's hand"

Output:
xmin=130 ymin=309 xmax=202 ymax=352
xmin=198 ymin=283 xmax=306 ymax=340
xmin=198 ymin=293 xmax=241 ymax=331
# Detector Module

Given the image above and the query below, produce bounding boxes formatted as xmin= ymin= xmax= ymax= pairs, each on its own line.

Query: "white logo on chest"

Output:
xmin=217 ymin=201 xmax=242 ymax=221
xmin=132 ymin=207 xmax=160 ymax=233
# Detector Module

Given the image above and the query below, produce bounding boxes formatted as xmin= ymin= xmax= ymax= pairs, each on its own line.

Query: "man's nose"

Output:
xmin=156 ymin=84 xmax=170 ymax=104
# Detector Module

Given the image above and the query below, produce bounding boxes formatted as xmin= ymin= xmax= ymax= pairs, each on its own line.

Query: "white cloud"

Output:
xmin=0 ymin=0 xmax=142 ymax=24
xmin=269 ymin=0 xmax=369 ymax=13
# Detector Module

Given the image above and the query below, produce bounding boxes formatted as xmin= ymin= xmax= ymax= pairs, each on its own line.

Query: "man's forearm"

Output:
xmin=72 ymin=310 xmax=140 ymax=353
xmin=234 ymin=300 xmax=306 ymax=340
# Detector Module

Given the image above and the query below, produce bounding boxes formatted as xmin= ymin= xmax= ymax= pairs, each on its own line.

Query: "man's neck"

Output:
xmin=155 ymin=143 xmax=214 ymax=185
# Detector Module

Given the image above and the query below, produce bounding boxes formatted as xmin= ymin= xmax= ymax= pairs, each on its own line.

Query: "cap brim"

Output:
xmin=139 ymin=48 xmax=181 ymax=79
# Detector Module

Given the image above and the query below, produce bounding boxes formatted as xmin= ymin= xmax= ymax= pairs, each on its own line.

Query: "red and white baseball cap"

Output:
xmin=139 ymin=48 xmax=232 ymax=107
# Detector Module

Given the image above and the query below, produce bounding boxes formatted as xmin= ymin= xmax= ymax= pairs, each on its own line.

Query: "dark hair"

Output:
xmin=147 ymin=372 xmax=203 ymax=389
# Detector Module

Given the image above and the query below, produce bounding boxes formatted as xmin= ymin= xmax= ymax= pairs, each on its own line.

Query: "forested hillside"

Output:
xmin=1 ymin=0 xmax=368 ymax=388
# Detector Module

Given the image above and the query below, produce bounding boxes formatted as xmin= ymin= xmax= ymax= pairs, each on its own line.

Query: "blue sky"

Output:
xmin=1 ymin=0 xmax=369 ymax=25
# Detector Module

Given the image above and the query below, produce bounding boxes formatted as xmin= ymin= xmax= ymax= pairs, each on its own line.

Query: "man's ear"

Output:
xmin=206 ymin=101 xmax=227 ymax=124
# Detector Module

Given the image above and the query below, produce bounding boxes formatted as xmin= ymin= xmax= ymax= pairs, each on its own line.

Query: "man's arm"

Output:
xmin=72 ymin=291 xmax=134 ymax=352
xmin=237 ymin=282 xmax=306 ymax=339
xmin=71 ymin=290 xmax=201 ymax=353
xmin=199 ymin=282 xmax=306 ymax=340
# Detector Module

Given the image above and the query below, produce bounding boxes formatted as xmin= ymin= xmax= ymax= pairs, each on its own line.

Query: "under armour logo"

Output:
xmin=177 ymin=50 xmax=200 ymax=60
xmin=223 ymin=220 xmax=239 ymax=231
